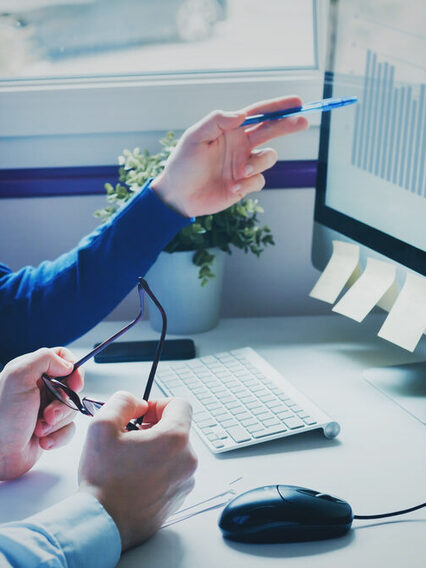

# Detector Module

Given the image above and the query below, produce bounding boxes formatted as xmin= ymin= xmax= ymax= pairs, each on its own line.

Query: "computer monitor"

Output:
xmin=311 ymin=0 xmax=426 ymax=421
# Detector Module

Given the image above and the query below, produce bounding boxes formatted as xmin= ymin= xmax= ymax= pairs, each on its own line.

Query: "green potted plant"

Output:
xmin=95 ymin=132 xmax=275 ymax=333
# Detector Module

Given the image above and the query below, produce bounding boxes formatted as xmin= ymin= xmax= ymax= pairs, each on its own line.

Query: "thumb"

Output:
xmin=93 ymin=391 xmax=148 ymax=432
xmin=32 ymin=348 xmax=75 ymax=381
xmin=2 ymin=348 xmax=75 ymax=392
xmin=188 ymin=110 xmax=246 ymax=143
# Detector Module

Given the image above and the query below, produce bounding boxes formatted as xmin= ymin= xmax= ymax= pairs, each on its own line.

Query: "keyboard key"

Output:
xmin=235 ymin=411 xmax=252 ymax=421
xmin=260 ymin=394 xmax=276 ymax=403
xmin=211 ymin=426 xmax=229 ymax=439
xmin=233 ymin=370 xmax=248 ymax=377
xmin=252 ymin=424 xmax=287 ymax=438
xmin=270 ymin=404 xmax=288 ymax=413
xmin=227 ymin=401 xmax=243 ymax=410
xmin=277 ymin=393 xmax=291 ymax=401
xmin=254 ymin=388 xmax=269 ymax=397
xmin=220 ymin=394 xmax=235 ymax=404
xmin=221 ymin=418 xmax=238 ymax=428
xmin=198 ymin=393 xmax=214 ymax=402
xmin=217 ymin=414 xmax=234 ymax=424
xmin=240 ymin=417 xmax=258 ymax=427
xmin=234 ymin=409 xmax=250 ymax=418
xmin=265 ymin=400 xmax=282 ymax=409
xmin=276 ymin=410 xmax=294 ymax=420
xmin=215 ymin=410 xmax=230 ymax=419
xmin=257 ymin=412 xmax=274 ymax=422
xmin=302 ymin=417 xmax=317 ymax=425
xmin=262 ymin=417 xmax=281 ymax=427
xmin=197 ymin=417 xmax=218 ymax=428
xmin=230 ymin=405 xmax=246 ymax=414
xmin=246 ymin=423 xmax=264 ymax=434
xmin=206 ymin=432 xmax=218 ymax=441
xmin=251 ymin=406 xmax=269 ymax=416
xmin=227 ymin=425 xmax=251 ymax=443
xmin=240 ymin=394 xmax=256 ymax=403
xmin=205 ymin=401 xmax=222 ymax=411
xmin=283 ymin=416 xmax=305 ymax=429
xmin=230 ymin=387 xmax=247 ymax=395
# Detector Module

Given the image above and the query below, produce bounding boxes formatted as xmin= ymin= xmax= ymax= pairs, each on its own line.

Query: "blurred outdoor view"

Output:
xmin=0 ymin=0 xmax=316 ymax=79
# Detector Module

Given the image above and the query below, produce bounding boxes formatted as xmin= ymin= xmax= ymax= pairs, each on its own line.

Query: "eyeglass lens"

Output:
xmin=82 ymin=398 xmax=104 ymax=416
xmin=42 ymin=375 xmax=80 ymax=412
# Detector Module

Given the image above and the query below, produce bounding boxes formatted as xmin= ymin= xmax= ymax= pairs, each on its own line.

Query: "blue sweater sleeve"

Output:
xmin=0 ymin=181 xmax=192 ymax=364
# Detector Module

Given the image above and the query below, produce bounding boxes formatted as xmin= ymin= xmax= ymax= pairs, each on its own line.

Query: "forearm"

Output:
xmin=0 ymin=181 xmax=192 ymax=363
xmin=0 ymin=493 xmax=121 ymax=568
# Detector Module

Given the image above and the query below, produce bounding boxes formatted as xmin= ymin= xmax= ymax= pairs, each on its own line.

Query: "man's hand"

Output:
xmin=151 ymin=95 xmax=308 ymax=218
xmin=0 ymin=348 xmax=84 ymax=481
xmin=78 ymin=392 xmax=198 ymax=551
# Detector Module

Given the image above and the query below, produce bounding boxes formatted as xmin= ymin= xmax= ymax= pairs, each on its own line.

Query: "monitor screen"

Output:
xmin=315 ymin=0 xmax=426 ymax=276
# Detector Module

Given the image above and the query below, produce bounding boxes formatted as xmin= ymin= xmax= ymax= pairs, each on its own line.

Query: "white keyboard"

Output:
xmin=156 ymin=347 xmax=340 ymax=454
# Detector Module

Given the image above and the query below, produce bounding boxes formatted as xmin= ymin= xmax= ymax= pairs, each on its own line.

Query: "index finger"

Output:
xmin=144 ymin=398 xmax=193 ymax=434
xmin=243 ymin=95 xmax=303 ymax=117
xmin=242 ymin=96 xmax=308 ymax=149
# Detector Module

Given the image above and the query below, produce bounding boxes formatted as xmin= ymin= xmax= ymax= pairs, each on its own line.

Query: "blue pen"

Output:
xmin=241 ymin=96 xmax=358 ymax=126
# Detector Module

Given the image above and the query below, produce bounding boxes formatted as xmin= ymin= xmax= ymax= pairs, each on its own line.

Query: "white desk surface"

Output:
xmin=1 ymin=314 xmax=425 ymax=568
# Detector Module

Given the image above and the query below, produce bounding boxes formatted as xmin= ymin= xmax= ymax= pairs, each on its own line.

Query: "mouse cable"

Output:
xmin=354 ymin=502 xmax=426 ymax=520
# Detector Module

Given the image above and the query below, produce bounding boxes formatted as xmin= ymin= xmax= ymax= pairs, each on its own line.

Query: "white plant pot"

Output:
xmin=146 ymin=248 xmax=226 ymax=334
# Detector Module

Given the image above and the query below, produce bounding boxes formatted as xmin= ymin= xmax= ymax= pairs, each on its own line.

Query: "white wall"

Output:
xmin=0 ymin=187 xmax=329 ymax=321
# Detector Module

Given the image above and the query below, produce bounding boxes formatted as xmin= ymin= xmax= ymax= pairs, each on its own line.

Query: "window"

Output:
xmin=0 ymin=1 xmax=325 ymax=172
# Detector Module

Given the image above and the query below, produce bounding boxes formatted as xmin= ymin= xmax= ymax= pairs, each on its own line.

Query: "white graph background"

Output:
xmin=325 ymin=0 xmax=426 ymax=252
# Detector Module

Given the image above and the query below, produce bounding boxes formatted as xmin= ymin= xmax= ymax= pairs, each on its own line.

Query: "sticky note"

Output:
xmin=378 ymin=272 xmax=426 ymax=352
xmin=377 ymin=280 xmax=399 ymax=312
xmin=309 ymin=240 xmax=360 ymax=304
xmin=333 ymin=258 xmax=396 ymax=322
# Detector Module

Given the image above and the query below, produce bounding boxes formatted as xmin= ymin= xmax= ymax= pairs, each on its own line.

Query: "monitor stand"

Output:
xmin=364 ymin=361 xmax=426 ymax=425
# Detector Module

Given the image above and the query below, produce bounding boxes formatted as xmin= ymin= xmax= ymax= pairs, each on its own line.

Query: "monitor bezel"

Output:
xmin=314 ymin=70 xmax=426 ymax=277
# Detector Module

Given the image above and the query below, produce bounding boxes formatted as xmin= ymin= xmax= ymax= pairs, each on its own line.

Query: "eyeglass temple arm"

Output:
xmin=133 ymin=278 xmax=167 ymax=427
xmin=141 ymin=278 xmax=167 ymax=402
xmin=73 ymin=284 xmax=145 ymax=370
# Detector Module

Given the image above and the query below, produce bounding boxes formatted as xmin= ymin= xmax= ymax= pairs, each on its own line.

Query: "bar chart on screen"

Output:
xmin=351 ymin=50 xmax=425 ymax=197
xmin=324 ymin=1 xmax=426 ymax=252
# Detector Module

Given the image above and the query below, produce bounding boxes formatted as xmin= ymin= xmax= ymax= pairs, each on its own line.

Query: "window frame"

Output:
xmin=0 ymin=1 xmax=328 ymax=188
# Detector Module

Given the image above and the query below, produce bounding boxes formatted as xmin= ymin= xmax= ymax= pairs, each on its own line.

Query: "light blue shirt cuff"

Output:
xmin=0 ymin=492 xmax=121 ymax=568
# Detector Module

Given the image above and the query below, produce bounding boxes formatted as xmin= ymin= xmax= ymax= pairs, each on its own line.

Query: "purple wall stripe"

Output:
xmin=264 ymin=160 xmax=318 ymax=189
xmin=0 ymin=160 xmax=317 ymax=199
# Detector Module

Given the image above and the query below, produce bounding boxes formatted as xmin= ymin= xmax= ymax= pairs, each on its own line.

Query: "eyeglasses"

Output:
xmin=41 ymin=277 xmax=167 ymax=430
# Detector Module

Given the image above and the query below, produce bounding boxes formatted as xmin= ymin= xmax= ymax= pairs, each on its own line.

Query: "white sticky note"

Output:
xmin=309 ymin=240 xmax=360 ymax=304
xmin=378 ymin=272 xmax=426 ymax=352
xmin=333 ymin=258 xmax=396 ymax=322
xmin=377 ymin=279 xmax=399 ymax=312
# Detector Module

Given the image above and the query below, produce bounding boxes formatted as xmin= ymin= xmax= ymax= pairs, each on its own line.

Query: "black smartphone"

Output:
xmin=94 ymin=338 xmax=195 ymax=363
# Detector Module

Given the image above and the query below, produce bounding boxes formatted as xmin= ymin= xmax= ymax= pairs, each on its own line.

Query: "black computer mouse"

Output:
xmin=218 ymin=485 xmax=353 ymax=543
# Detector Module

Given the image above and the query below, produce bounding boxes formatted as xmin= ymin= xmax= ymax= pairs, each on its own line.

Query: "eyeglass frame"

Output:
xmin=41 ymin=277 xmax=167 ymax=429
